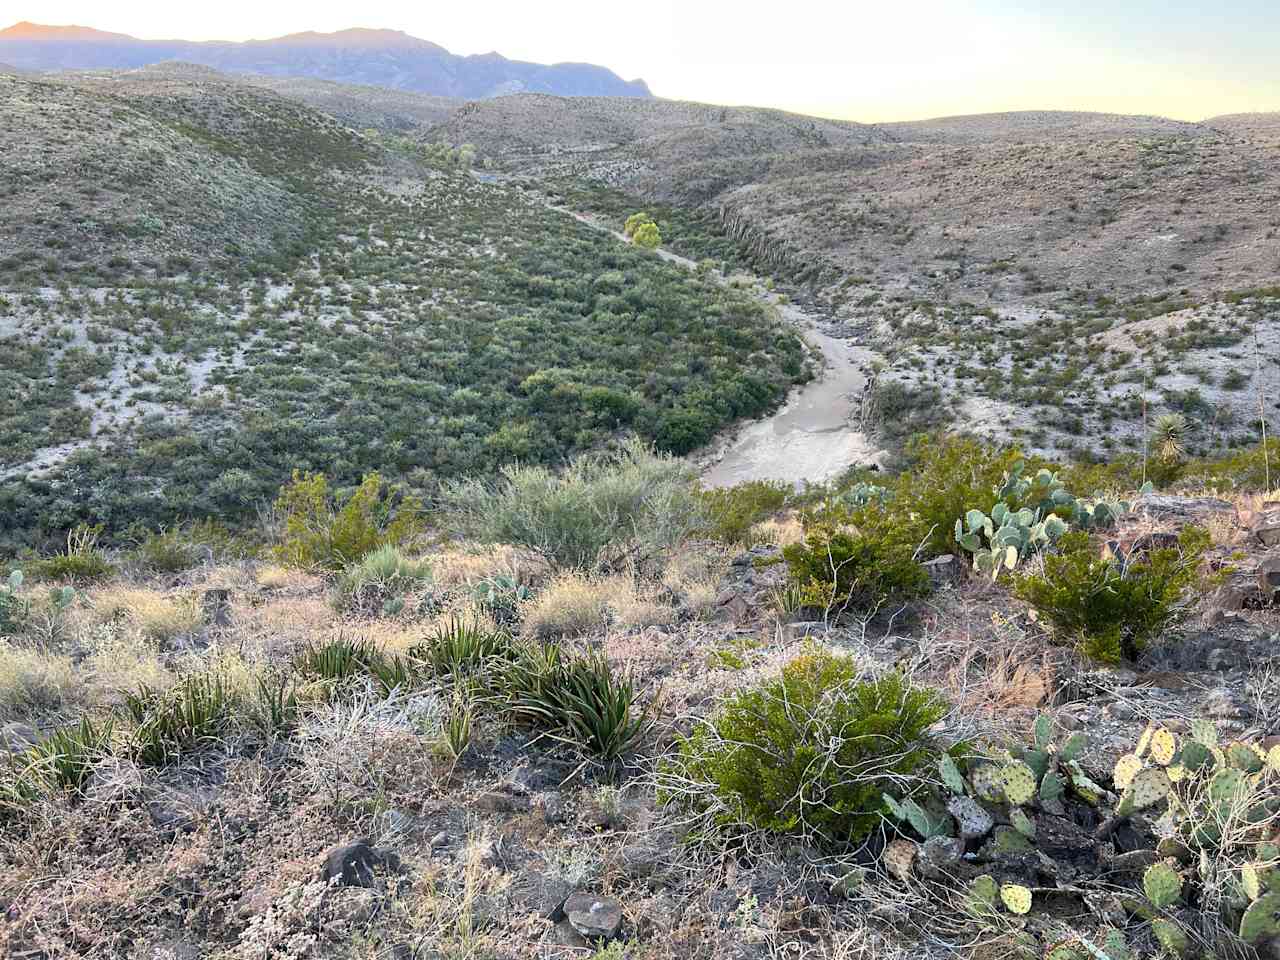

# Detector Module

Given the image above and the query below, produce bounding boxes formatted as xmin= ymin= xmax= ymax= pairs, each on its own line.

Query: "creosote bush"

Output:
xmin=697 ymin=480 xmax=793 ymax=546
xmin=274 ymin=471 xmax=424 ymax=571
xmin=667 ymin=649 xmax=948 ymax=845
xmin=1013 ymin=527 xmax=1209 ymax=662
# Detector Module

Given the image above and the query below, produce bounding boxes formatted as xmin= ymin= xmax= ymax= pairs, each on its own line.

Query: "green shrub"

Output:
xmin=411 ymin=617 xmax=514 ymax=678
xmin=132 ymin=527 xmax=201 ymax=574
xmin=666 ymin=651 xmax=947 ymax=844
xmin=1012 ymin=528 xmax=1209 ymax=663
xmin=781 ymin=502 xmax=930 ymax=618
xmin=294 ymin=635 xmax=385 ymax=686
xmin=1183 ymin=439 xmax=1279 ymax=492
xmin=333 ymin=545 xmax=433 ymax=615
xmin=29 ymin=524 xmax=114 ymax=583
xmin=274 ymin=471 xmax=424 ymax=571
xmin=893 ymin=434 xmax=1025 ymax=557
xmin=123 ymin=674 xmax=237 ymax=765
xmin=442 ymin=439 xmax=700 ymax=570
xmin=697 ymin=480 xmax=792 ymax=546
xmin=500 ymin=643 xmax=654 ymax=760
xmin=470 ymin=575 xmax=532 ymax=627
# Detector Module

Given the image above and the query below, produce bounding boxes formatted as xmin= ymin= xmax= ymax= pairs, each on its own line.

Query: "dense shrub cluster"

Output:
xmin=697 ymin=479 xmax=793 ymax=546
xmin=1013 ymin=527 xmax=1209 ymax=662
xmin=667 ymin=649 xmax=948 ymax=845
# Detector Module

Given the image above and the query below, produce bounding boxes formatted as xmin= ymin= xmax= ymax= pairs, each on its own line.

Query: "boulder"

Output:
xmin=564 ymin=891 xmax=623 ymax=940
xmin=321 ymin=840 xmax=384 ymax=888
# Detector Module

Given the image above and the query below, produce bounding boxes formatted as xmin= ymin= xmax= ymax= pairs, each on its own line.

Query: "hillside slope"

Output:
xmin=0 ymin=69 xmax=807 ymax=549
xmin=0 ymin=22 xmax=650 ymax=99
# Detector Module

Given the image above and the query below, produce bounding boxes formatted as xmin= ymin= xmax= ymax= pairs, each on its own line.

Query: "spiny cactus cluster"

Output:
xmin=883 ymin=714 xmax=1280 ymax=957
xmin=0 ymin=569 xmax=26 ymax=634
xmin=953 ymin=461 xmax=1140 ymax=577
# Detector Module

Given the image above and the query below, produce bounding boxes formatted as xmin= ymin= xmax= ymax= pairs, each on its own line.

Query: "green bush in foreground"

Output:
xmin=667 ymin=650 xmax=947 ymax=845
xmin=697 ymin=480 xmax=792 ymax=546
xmin=1013 ymin=527 xmax=1208 ymax=663
xmin=332 ymin=545 xmax=433 ymax=615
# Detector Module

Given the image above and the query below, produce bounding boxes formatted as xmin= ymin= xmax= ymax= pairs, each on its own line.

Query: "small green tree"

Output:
xmin=273 ymin=472 xmax=424 ymax=571
xmin=623 ymin=212 xmax=652 ymax=238
xmin=633 ymin=221 xmax=661 ymax=250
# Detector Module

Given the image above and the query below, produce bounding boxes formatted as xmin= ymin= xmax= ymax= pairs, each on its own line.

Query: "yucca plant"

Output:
xmin=1152 ymin=412 xmax=1190 ymax=463
xmin=501 ymin=644 xmax=654 ymax=761
xmin=252 ymin=672 xmax=300 ymax=735
xmin=25 ymin=717 xmax=114 ymax=793
xmin=294 ymin=634 xmax=384 ymax=685
xmin=411 ymin=617 xmax=513 ymax=678
xmin=124 ymin=674 xmax=235 ymax=765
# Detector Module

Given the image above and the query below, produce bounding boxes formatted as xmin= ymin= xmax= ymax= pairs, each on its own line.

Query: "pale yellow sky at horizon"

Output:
xmin=7 ymin=0 xmax=1279 ymax=123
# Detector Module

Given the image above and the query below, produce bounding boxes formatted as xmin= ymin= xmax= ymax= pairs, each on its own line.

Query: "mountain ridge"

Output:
xmin=0 ymin=21 xmax=651 ymax=99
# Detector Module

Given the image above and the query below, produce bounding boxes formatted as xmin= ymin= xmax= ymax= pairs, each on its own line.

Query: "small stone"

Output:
xmin=916 ymin=835 xmax=964 ymax=880
xmin=1103 ymin=701 xmax=1135 ymax=720
xmin=328 ymin=886 xmax=380 ymax=927
xmin=321 ymin=840 xmax=383 ymax=888
xmin=475 ymin=789 xmax=529 ymax=813
xmin=0 ymin=721 xmax=39 ymax=751
xmin=1205 ymin=687 xmax=1247 ymax=719
xmin=542 ymin=920 xmax=589 ymax=949
xmin=564 ymin=891 xmax=623 ymax=940
xmin=430 ymin=831 xmax=449 ymax=849
xmin=783 ymin=620 xmax=825 ymax=641
xmin=537 ymin=791 xmax=567 ymax=824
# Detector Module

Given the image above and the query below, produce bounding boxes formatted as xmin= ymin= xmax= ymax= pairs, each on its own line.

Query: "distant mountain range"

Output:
xmin=0 ymin=21 xmax=651 ymax=99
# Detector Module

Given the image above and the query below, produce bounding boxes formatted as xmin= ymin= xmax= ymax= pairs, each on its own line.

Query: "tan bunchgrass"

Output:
xmin=88 ymin=585 xmax=202 ymax=646
xmin=0 ymin=640 xmax=87 ymax=718
xmin=428 ymin=544 xmax=548 ymax=590
xmin=521 ymin=572 xmax=612 ymax=640
xmin=750 ymin=514 xmax=804 ymax=548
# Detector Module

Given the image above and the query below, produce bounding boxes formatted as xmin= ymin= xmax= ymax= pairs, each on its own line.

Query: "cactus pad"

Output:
xmin=1239 ymin=891 xmax=1280 ymax=944
xmin=1189 ymin=717 xmax=1217 ymax=746
xmin=1001 ymin=760 xmax=1038 ymax=805
xmin=1242 ymin=863 xmax=1266 ymax=901
xmin=1143 ymin=862 xmax=1182 ymax=908
xmin=1149 ymin=727 xmax=1177 ymax=766
xmin=901 ymin=798 xmax=950 ymax=839
xmin=970 ymin=763 xmax=1006 ymax=802
xmin=1113 ymin=753 xmax=1143 ymax=790
xmin=939 ymin=755 xmax=967 ymax=795
xmin=1047 ymin=944 xmax=1085 ymax=960
xmin=991 ymin=825 xmax=1034 ymax=854
xmin=965 ymin=874 xmax=999 ymax=916
xmin=1098 ymin=928 xmax=1131 ymax=960
xmin=1060 ymin=732 xmax=1086 ymax=762
xmin=1034 ymin=713 xmax=1052 ymax=749
xmin=1135 ymin=724 xmax=1155 ymax=759
xmin=1010 ymin=807 xmax=1036 ymax=840
xmin=1208 ymin=767 xmax=1246 ymax=808
xmin=946 ymin=795 xmax=994 ymax=840
xmin=1178 ymin=741 xmax=1211 ymax=772
xmin=1000 ymin=882 xmax=1032 ymax=915
xmin=1117 ymin=766 xmax=1171 ymax=816
xmin=1040 ymin=769 xmax=1065 ymax=803
xmin=1227 ymin=741 xmax=1264 ymax=773
xmin=882 ymin=838 xmax=916 ymax=882
xmin=1151 ymin=919 xmax=1189 ymax=956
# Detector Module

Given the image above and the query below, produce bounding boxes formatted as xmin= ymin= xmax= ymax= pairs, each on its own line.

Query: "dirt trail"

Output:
xmin=557 ymin=208 xmax=884 ymax=488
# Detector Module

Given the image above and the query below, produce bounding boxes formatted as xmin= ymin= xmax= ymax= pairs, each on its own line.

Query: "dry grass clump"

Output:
xmin=610 ymin=580 xmax=678 ymax=631
xmin=663 ymin=545 xmax=730 ymax=620
xmin=750 ymin=514 xmax=804 ymax=548
xmin=88 ymin=586 xmax=203 ymax=646
xmin=428 ymin=543 xmax=548 ymax=590
xmin=256 ymin=564 xmax=314 ymax=592
xmin=0 ymin=640 xmax=87 ymax=719
xmin=81 ymin=625 xmax=172 ymax=696
xmin=521 ymin=573 xmax=612 ymax=640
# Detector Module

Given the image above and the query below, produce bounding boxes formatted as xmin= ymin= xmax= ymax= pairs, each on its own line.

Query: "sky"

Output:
xmin=8 ymin=0 xmax=1280 ymax=122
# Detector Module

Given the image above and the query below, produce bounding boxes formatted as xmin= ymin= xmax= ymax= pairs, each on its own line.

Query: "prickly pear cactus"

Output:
xmin=1240 ymin=890 xmax=1280 ymax=943
xmin=1151 ymin=918 xmax=1190 ymax=956
xmin=1116 ymin=766 xmax=1171 ymax=816
xmin=1001 ymin=760 xmax=1038 ymax=806
xmin=970 ymin=764 xmax=1006 ymax=803
xmin=1226 ymin=741 xmax=1265 ymax=773
xmin=964 ymin=874 xmax=999 ymax=917
xmin=1113 ymin=753 xmax=1143 ymax=790
xmin=939 ymin=754 xmax=967 ymax=795
xmin=1148 ymin=727 xmax=1177 ymax=766
xmin=1207 ymin=767 xmax=1246 ymax=808
xmin=999 ymin=882 xmax=1032 ymax=915
xmin=1143 ymin=862 xmax=1183 ymax=908
xmin=1010 ymin=807 xmax=1036 ymax=840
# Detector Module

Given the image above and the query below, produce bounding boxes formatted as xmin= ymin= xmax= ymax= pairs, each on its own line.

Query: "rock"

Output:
xmin=536 ymin=791 xmax=567 ymax=824
xmin=783 ymin=620 xmax=825 ymax=641
xmin=917 ymin=836 xmax=964 ymax=880
xmin=1260 ymin=555 xmax=1280 ymax=603
xmin=1254 ymin=518 xmax=1280 ymax=548
xmin=564 ymin=891 xmax=624 ymax=940
xmin=714 ymin=593 xmax=751 ymax=624
xmin=1103 ymin=701 xmax=1135 ymax=720
xmin=0 ymin=721 xmax=39 ymax=751
xmin=1110 ymin=849 xmax=1160 ymax=874
xmin=328 ymin=886 xmax=380 ymax=927
xmin=922 ymin=554 xmax=958 ymax=586
xmin=506 ymin=763 xmax=560 ymax=795
xmin=475 ymin=789 xmax=530 ymax=813
xmin=321 ymin=840 xmax=383 ymax=888
xmin=619 ymin=842 xmax=663 ymax=879
xmin=1136 ymin=494 xmax=1234 ymax=521
xmin=510 ymin=870 xmax=572 ymax=919
xmin=542 ymin=920 xmax=589 ymax=950
xmin=429 ymin=831 xmax=449 ymax=849
xmin=1205 ymin=687 xmax=1248 ymax=719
